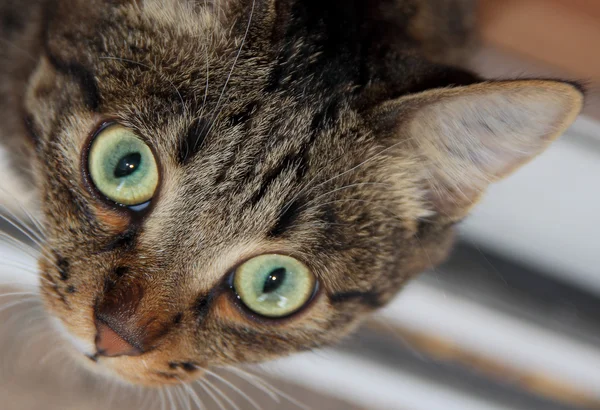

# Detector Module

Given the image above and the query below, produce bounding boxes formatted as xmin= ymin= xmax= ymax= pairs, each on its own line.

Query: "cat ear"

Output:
xmin=371 ymin=80 xmax=584 ymax=219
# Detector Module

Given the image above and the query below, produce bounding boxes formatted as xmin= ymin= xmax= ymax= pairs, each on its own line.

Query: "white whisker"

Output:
xmin=0 ymin=37 xmax=37 ymax=62
xmin=99 ymin=56 xmax=188 ymax=116
xmin=0 ymin=232 xmax=41 ymax=259
xmin=0 ymin=207 xmax=44 ymax=247
xmin=288 ymin=139 xmax=413 ymax=216
xmin=176 ymin=385 xmax=192 ymax=410
xmin=165 ymin=386 xmax=177 ymax=410
xmin=202 ymin=43 xmax=210 ymax=109
xmin=197 ymin=0 xmax=256 ymax=150
xmin=159 ymin=388 xmax=167 ymax=410
xmin=197 ymin=379 xmax=226 ymax=410
xmin=0 ymin=186 xmax=46 ymax=236
xmin=206 ymin=378 xmax=241 ymax=410
xmin=39 ymin=343 xmax=66 ymax=366
xmin=180 ymin=380 xmax=205 ymax=410
xmin=227 ymin=367 xmax=309 ymax=409
xmin=0 ymin=291 xmax=38 ymax=299
xmin=222 ymin=366 xmax=279 ymax=403
xmin=300 ymin=181 xmax=392 ymax=211
xmin=205 ymin=369 xmax=259 ymax=410
xmin=0 ymin=296 xmax=39 ymax=315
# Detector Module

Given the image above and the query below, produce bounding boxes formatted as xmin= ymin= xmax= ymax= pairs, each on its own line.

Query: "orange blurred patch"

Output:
xmin=93 ymin=206 xmax=130 ymax=232
xmin=212 ymin=293 xmax=248 ymax=325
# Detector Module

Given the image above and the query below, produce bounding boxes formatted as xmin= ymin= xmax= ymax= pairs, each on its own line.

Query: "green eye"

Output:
xmin=88 ymin=125 xmax=159 ymax=206
xmin=233 ymin=254 xmax=316 ymax=318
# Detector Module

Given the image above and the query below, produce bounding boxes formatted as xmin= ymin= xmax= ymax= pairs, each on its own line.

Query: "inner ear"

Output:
xmin=372 ymin=80 xmax=584 ymax=219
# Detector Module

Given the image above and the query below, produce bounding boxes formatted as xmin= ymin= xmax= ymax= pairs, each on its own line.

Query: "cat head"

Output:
xmin=13 ymin=0 xmax=582 ymax=386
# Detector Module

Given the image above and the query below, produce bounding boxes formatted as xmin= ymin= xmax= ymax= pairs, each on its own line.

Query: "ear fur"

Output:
xmin=371 ymin=80 xmax=584 ymax=219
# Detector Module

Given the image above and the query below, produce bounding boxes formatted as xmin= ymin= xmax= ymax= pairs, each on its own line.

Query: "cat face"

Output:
xmin=14 ymin=0 xmax=582 ymax=386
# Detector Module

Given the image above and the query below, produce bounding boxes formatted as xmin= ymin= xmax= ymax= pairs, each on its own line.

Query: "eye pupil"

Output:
xmin=114 ymin=152 xmax=142 ymax=178
xmin=262 ymin=267 xmax=286 ymax=294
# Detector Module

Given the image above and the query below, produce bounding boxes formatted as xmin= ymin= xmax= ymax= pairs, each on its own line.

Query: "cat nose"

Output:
xmin=94 ymin=279 xmax=171 ymax=356
xmin=95 ymin=320 xmax=142 ymax=357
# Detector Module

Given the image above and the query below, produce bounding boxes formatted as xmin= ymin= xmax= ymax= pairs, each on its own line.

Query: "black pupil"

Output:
xmin=114 ymin=152 xmax=141 ymax=178
xmin=263 ymin=267 xmax=287 ymax=294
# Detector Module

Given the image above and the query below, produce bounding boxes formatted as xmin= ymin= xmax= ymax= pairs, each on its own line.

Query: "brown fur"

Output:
xmin=0 ymin=0 xmax=583 ymax=387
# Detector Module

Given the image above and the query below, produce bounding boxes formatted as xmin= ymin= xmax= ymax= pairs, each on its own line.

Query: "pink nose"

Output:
xmin=95 ymin=320 xmax=141 ymax=357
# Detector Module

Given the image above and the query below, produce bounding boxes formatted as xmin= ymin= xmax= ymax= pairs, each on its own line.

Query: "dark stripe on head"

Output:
xmin=177 ymin=118 xmax=210 ymax=165
xmin=329 ymin=289 xmax=384 ymax=309
xmin=45 ymin=51 xmax=101 ymax=111
xmin=228 ymin=101 xmax=260 ymax=127
xmin=213 ymin=135 xmax=250 ymax=185
xmin=268 ymin=195 xmax=306 ymax=237
xmin=310 ymin=98 xmax=339 ymax=132
xmin=249 ymin=153 xmax=308 ymax=207
xmin=213 ymin=102 xmax=262 ymax=184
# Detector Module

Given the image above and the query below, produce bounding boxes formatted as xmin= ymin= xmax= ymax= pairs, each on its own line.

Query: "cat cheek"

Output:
xmin=92 ymin=206 xmax=131 ymax=233
xmin=212 ymin=293 xmax=249 ymax=325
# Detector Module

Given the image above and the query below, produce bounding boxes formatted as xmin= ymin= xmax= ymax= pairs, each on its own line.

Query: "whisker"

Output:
xmin=0 ymin=282 xmax=40 ymax=291
xmin=0 ymin=291 xmax=38 ymax=299
xmin=227 ymin=367 xmax=309 ymax=409
xmin=134 ymin=385 xmax=144 ymax=409
xmin=0 ymin=37 xmax=37 ymax=62
xmin=180 ymin=380 xmax=206 ymax=410
xmin=0 ymin=206 xmax=45 ymax=247
xmin=0 ymin=296 xmax=39 ymax=315
xmin=221 ymin=366 xmax=279 ymax=403
xmin=176 ymin=385 xmax=189 ymax=410
xmin=1 ymin=305 xmax=43 ymax=350
xmin=300 ymin=181 xmax=391 ymax=210
xmin=175 ymin=385 xmax=192 ymax=410
xmin=205 ymin=369 xmax=259 ymax=410
xmin=202 ymin=43 xmax=210 ymax=108
xmin=0 ymin=261 xmax=41 ymax=275
xmin=17 ymin=318 xmax=53 ymax=355
xmin=165 ymin=386 xmax=177 ymax=410
xmin=99 ymin=56 xmax=188 ymax=116
xmin=0 ymin=186 xmax=47 ymax=236
xmin=159 ymin=388 xmax=167 ymax=410
xmin=210 ymin=379 xmax=242 ymax=410
xmin=3 ymin=321 xmax=49 ymax=372
xmin=196 ymin=381 xmax=214 ymax=410
xmin=107 ymin=378 xmax=119 ymax=409
xmin=0 ymin=261 xmax=45 ymax=281
xmin=196 ymin=0 xmax=256 ymax=150
xmin=197 ymin=379 xmax=227 ymax=410
xmin=290 ymin=139 xmax=413 ymax=215
xmin=39 ymin=343 xmax=67 ymax=366
xmin=0 ymin=232 xmax=41 ymax=260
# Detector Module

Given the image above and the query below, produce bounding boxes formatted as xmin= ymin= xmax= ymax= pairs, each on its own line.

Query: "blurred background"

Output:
xmin=1 ymin=0 xmax=599 ymax=409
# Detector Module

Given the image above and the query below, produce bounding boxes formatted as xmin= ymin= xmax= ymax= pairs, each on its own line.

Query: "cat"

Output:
xmin=0 ymin=0 xmax=583 ymax=394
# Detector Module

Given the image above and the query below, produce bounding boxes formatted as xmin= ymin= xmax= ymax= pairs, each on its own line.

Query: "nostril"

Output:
xmin=95 ymin=320 xmax=142 ymax=357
